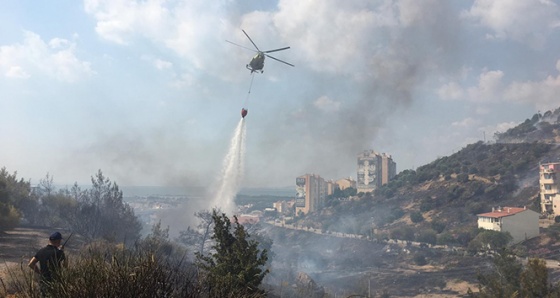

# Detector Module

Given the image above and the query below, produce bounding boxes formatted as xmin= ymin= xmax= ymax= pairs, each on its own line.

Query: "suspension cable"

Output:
xmin=244 ymin=73 xmax=255 ymax=106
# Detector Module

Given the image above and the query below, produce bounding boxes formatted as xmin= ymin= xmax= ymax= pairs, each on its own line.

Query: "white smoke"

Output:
xmin=210 ymin=118 xmax=247 ymax=215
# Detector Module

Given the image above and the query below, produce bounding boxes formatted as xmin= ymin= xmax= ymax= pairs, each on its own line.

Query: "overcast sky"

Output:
xmin=2 ymin=0 xmax=560 ymax=189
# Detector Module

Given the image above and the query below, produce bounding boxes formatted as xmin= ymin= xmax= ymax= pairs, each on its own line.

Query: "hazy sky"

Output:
xmin=2 ymin=0 xmax=560 ymax=188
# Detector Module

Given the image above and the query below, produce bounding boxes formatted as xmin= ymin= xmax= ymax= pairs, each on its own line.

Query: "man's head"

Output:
xmin=49 ymin=232 xmax=63 ymax=245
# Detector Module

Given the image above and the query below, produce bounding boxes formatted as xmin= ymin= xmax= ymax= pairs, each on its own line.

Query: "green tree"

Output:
xmin=431 ymin=221 xmax=446 ymax=234
xmin=470 ymin=251 xmax=560 ymax=297
xmin=0 ymin=181 xmax=20 ymax=231
xmin=469 ymin=230 xmax=512 ymax=252
xmin=196 ymin=210 xmax=269 ymax=297
xmin=177 ymin=210 xmax=216 ymax=256
xmin=520 ymin=258 xmax=549 ymax=298
xmin=472 ymin=249 xmax=522 ymax=297
xmin=76 ymin=170 xmax=142 ymax=243
xmin=137 ymin=220 xmax=185 ymax=261
xmin=416 ymin=229 xmax=437 ymax=245
xmin=0 ymin=168 xmax=33 ymax=231
xmin=410 ymin=211 xmax=424 ymax=223
xmin=390 ymin=226 xmax=415 ymax=241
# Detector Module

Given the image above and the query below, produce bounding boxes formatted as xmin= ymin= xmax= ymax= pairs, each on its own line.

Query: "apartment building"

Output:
xmin=336 ymin=177 xmax=356 ymax=190
xmin=357 ymin=150 xmax=396 ymax=193
xmin=295 ymin=174 xmax=330 ymax=215
xmin=539 ymin=161 xmax=560 ymax=215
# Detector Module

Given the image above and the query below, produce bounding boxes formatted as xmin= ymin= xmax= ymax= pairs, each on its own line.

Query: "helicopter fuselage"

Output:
xmin=226 ymin=29 xmax=292 ymax=74
xmin=247 ymin=53 xmax=265 ymax=73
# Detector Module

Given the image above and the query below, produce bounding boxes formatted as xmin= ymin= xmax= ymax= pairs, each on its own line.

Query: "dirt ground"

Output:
xmin=0 ymin=227 xmax=54 ymax=281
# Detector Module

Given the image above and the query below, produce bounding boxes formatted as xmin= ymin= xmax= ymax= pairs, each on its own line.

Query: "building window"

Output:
xmin=545 ymin=184 xmax=552 ymax=190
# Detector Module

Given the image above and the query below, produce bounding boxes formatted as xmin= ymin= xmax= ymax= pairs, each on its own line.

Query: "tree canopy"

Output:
xmin=196 ymin=210 xmax=269 ymax=297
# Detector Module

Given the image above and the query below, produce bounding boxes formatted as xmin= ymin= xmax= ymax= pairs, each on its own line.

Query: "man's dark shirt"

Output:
xmin=34 ymin=244 xmax=65 ymax=281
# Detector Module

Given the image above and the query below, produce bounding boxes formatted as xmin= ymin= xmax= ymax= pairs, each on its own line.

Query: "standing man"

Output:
xmin=28 ymin=231 xmax=67 ymax=296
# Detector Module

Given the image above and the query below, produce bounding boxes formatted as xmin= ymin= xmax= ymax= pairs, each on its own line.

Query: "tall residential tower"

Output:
xmin=357 ymin=150 xmax=396 ymax=193
xmin=295 ymin=174 xmax=330 ymax=215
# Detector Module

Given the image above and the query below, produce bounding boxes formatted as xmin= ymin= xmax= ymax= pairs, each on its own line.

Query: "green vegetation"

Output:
xmin=469 ymin=250 xmax=560 ymax=297
xmin=467 ymin=230 xmax=512 ymax=252
xmin=311 ymin=138 xmax=553 ymax=242
xmin=4 ymin=227 xmax=197 ymax=297
xmin=410 ymin=211 xmax=424 ymax=223
xmin=2 ymin=208 xmax=270 ymax=297
xmin=196 ymin=210 xmax=269 ymax=297
xmin=0 ymin=169 xmax=142 ymax=244
xmin=0 ymin=168 xmax=33 ymax=231
xmin=377 ymin=141 xmax=552 ymax=195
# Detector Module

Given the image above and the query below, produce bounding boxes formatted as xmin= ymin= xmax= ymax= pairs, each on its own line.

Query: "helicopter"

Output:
xmin=226 ymin=30 xmax=294 ymax=74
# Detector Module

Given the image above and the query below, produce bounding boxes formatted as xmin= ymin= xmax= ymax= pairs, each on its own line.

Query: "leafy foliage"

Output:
xmin=410 ymin=211 xmax=424 ymax=223
xmin=494 ymin=109 xmax=560 ymax=142
xmin=0 ymin=168 xmax=142 ymax=245
xmin=75 ymin=170 xmax=142 ymax=242
xmin=0 ymin=168 xmax=32 ymax=231
xmin=11 ymin=243 xmax=199 ymax=298
xmin=470 ymin=250 xmax=560 ymax=297
xmin=196 ymin=210 xmax=269 ymax=297
xmin=468 ymin=230 xmax=512 ymax=252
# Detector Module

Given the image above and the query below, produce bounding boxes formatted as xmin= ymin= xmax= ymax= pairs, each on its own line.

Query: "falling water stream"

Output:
xmin=211 ymin=118 xmax=246 ymax=215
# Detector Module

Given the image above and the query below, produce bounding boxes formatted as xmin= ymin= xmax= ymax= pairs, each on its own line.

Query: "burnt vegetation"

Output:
xmin=0 ymin=170 xmax=270 ymax=297
xmin=313 ymin=110 xmax=560 ymax=246
xmin=2 ymin=108 xmax=560 ymax=297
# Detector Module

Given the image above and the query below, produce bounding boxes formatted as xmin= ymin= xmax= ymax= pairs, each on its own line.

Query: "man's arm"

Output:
xmin=28 ymin=257 xmax=41 ymax=275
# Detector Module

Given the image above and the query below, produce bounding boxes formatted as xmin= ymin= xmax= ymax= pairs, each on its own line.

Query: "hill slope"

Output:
xmin=304 ymin=108 xmax=560 ymax=246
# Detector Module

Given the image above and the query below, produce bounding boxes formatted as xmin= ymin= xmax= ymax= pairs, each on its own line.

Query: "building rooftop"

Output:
xmin=477 ymin=207 xmax=528 ymax=218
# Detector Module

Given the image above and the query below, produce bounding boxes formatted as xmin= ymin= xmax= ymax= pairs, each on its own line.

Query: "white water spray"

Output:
xmin=211 ymin=118 xmax=246 ymax=215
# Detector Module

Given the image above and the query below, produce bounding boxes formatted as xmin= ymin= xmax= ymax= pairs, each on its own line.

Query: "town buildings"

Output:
xmin=291 ymin=150 xmax=395 ymax=215
xmin=336 ymin=177 xmax=356 ymax=190
xmin=539 ymin=161 xmax=560 ymax=216
xmin=477 ymin=206 xmax=539 ymax=244
xmin=295 ymin=174 xmax=332 ymax=215
xmin=356 ymin=150 xmax=396 ymax=193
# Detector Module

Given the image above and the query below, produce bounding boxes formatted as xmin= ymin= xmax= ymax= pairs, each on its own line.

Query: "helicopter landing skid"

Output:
xmin=246 ymin=65 xmax=263 ymax=74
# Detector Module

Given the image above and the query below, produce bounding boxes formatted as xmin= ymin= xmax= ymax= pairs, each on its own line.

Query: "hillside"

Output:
xmin=302 ymin=107 xmax=560 ymax=248
xmin=2 ymin=108 xmax=560 ymax=297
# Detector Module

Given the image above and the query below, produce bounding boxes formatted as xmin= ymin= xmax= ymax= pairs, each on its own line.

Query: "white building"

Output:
xmin=477 ymin=206 xmax=539 ymax=244
xmin=539 ymin=161 xmax=560 ymax=216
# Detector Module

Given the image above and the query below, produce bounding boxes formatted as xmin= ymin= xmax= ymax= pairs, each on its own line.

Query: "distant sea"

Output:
xmin=119 ymin=185 xmax=294 ymax=198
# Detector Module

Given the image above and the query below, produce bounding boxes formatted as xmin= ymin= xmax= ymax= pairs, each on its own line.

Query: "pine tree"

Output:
xmin=196 ymin=210 xmax=269 ymax=297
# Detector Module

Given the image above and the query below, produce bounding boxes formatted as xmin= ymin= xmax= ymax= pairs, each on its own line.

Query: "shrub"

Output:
xmin=7 ymin=243 xmax=199 ymax=298
xmin=410 ymin=211 xmax=424 ymax=223
xmin=413 ymin=254 xmax=428 ymax=266
xmin=437 ymin=233 xmax=457 ymax=246
xmin=431 ymin=221 xmax=446 ymax=234
xmin=390 ymin=226 xmax=415 ymax=241
xmin=416 ymin=230 xmax=437 ymax=245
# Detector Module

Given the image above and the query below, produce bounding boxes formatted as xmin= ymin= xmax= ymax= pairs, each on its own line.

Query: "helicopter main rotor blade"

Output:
xmin=225 ymin=40 xmax=257 ymax=52
xmin=264 ymin=47 xmax=290 ymax=54
xmin=242 ymin=29 xmax=260 ymax=51
xmin=265 ymin=54 xmax=295 ymax=67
